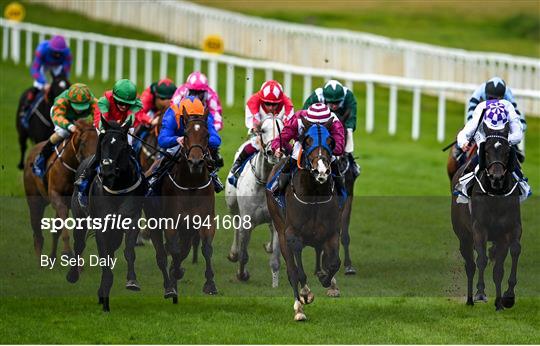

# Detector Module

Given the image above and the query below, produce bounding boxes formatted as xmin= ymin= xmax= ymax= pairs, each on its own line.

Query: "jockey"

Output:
xmin=32 ymin=83 xmax=97 ymax=178
xmin=271 ymin=103 xmax=345 ymax=194
xmin=140 ymin=78 xmax=177 ymax=121
xmin=455 ymin=77 xmax=527 ymax=163
xmin=22 ymin=35 xmax=72 ymax=119
xmin=455 ymin=98 xmax=530 ymax=203
xmin=147 ymin=96 xmax=223 ymax=193
xmin=228 ymin=80 xmax=294 ymax=186
xmin=303 ymin=80 xmax=360 ymax=177
xmin=172 ymin=71 xmax=224 ymax=168
xmin=75 ymin=79 xmax=150 ymax=206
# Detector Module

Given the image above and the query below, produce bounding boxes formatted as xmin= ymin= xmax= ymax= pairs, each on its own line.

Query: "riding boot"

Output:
xmin=210 ymin=171 xmax=224 ymax=193
xmin=145 ymin=157 xmax=165 ymax=197
xmin=347 ymin=152 xmax=361 ymax=178
xmin=75 ymin=153 xmax=99 ymax=207
xmin=209 ymin=147 xmax=224 ymax=170
xmin=228 ymin=146 xmax=253 ymax=187
xmin=276 ymin=158 xmax=294 ymax=195
xmin=331 ymin=160 xmax=346 ymax=193
xmin=21 ymin=87 xmax=40 ymax=128
xmin=32 ymin=139 xmax=55 ymax=178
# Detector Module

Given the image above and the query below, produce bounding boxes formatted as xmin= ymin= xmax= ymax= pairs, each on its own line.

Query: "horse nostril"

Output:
xmin=325 ymin=169 xmax=331 ymax=175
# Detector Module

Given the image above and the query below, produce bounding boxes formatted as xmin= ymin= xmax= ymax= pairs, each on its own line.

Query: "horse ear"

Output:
xmin=323 ymin=118 xmax=333 ymax=130
xmin=100 ymin=115 xmax=110 ymax=130
xmin=122 ymin=117 xmax=132 ymax=133
xmin=182 ymin=106 xmax=188 ymax=119
xmin=301 ymin=116 xmax=310 ymax=129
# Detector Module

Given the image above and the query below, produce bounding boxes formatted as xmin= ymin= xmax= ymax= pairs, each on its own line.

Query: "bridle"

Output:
xmin=179 ymin=117 xmax=209 ymax=161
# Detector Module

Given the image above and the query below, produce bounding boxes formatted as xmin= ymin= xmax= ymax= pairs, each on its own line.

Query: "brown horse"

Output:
xmin=146 ymin=108 xmax=218 ymax=303
xmin=139 ymin=111 xmax=164 ymax=173
xmin=451 ymin=123 xmax=522 ymax=310
xmin=447 ymin=141 xmax=477 ymax=181
xmin=267 ymin=121 xmax=342 ymax=321
xmin=23 ymin=119 xmax=97 ymax=262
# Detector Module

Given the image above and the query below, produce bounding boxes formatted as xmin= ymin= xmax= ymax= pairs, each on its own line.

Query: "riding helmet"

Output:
xmin=322 ymin=80 xmax=345 ymax=103
xmin=68 ymin=83 xmax=93 ymax=111
xmin=485 ymin=77 xmax=506 ymax=100
xmin=153 ymin=78 xmax=177 ymax=99
xmin=112 ymin=79 xmax=138 ymax=105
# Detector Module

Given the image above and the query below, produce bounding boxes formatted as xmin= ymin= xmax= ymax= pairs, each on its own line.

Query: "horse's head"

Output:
xmin=72 ymin=119 xmax=97 ymax=162
xmin=98 ymin=115 xmax=131 ymax=184
xmin=181 ymin=106 xmax=209 ymax=175
xmin=300 ymin=117 xmax=335 ymax=184
xmin=483 ymin=122 xmax=511 ymax=191
xmin=258 ymin=115 xmax=283 ymax=165
xmin=49 ymin=73 xmax=70 ymax=102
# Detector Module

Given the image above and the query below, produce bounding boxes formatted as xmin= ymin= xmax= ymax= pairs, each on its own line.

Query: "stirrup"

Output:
xmin=211 ymin=172 xmax=224 ymax=193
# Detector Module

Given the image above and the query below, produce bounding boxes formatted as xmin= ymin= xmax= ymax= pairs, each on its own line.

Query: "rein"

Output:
xmin=43 ymin=127 xmax=93 ymax=175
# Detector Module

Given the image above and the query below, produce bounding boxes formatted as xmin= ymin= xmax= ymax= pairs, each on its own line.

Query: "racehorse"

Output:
xmin=451 ymin=123 xmax=522 ymax=311
xmin=225 ymin=115 xmax=283 ymax=287
xmin=139 ymin=110 xmax=164 ymax=173
xmin=146 ymin=107 xmax=218 ymax=303
xmin=314 ymin=153 xmax=358 ymax=276
xmin=68 ymin=117 xmax=145 ymax=312
xmin=16 ymin=73 xmax=70 ymax=169
xmin=266 ymin=120 xmax=342 ymax=321
xmin=23 ymin=119 xmax=96 ymax=262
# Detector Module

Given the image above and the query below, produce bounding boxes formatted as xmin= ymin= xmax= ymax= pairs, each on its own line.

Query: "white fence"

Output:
xmin=33 ymin=0 xmax=540 ymax=104
xmin=1 ymin=19 xmax=539 ymax=145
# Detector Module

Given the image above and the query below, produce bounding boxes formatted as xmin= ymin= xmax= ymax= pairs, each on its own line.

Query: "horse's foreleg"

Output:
xmin=341 ymin=197 xmax=356 ymax=275
xmin=319 ymin=232 xmax=341 ymax=289
xmin=227 ymin=227 xmax=239 ymax=262
xmin=473 ymin=231 xmax=488 ymax=302
xmin=96 ymin=237 xmax=113 ymax=312
xmin=314 ymin=246 xmax=322 ymax=276
xmin=28 ymin=197 xmax=47 ymax=262
xmin=493 ymin=241 xmax=509 ymax=311
xmin=150 ymin=230 xmax=174 ymax=299
xmin=192 ymin=233 xmax=200 ymax=263
xmin=201 ymin=227 xmax=218 ymax=295
xmin=279 ymin=227 xmax=303 ymax=321
xmin=459 ymin=238 xmax=476 ymax=306
xmin=503 ymin=231 xmax=521 ymax=309
xmin=236 ymin=225 xmax=252 ymax=282
xmin=66 ymin=226 xmax=87 ymax=283
xmin=50 ymin=195 xmax=71 ymax=259
xmin=18 ymin=131 xmax=27 ymax=170
xmin=269 ymin=224 xmax=280 ymax=288
xmin=264 ymin=224 xmax=273 ymax=254
xmin=124 ymin=228 xmax=140 ymax=291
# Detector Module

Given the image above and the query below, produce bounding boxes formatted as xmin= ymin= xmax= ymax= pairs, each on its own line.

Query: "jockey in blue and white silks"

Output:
xmin=467 ymin=77 xmax=526 ymax=131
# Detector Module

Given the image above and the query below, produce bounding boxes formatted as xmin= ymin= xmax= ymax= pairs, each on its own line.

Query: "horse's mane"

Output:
xmin=74 ymin=119 xmax=94 ymax=130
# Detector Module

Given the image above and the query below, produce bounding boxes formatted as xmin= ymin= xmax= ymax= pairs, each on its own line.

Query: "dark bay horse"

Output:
xmin=139 ymin=110 xmax=164 ymax=173
xmin=451 ymin=123 xmax=522 ymax=311
xmin=69 ymin=117 xmax=145 ymax=312
xmin=16 ymin=74 xmax=71 ymax=169
xmin=23 ymin=119 xmax=96 ymax=262
xmin=145 ymin=107 xmax=218 ymax=303
xmin=267 ymin=120 xmax=342 ymax=321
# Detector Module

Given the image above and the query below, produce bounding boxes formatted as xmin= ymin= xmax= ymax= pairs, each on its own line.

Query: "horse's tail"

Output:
xmin=488 ymin=242 xmax=497 ymax=262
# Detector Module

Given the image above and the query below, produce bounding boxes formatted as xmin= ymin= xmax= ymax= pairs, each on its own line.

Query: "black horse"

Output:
xmin=267 ymin=120 xmax=342 ymax=321
xmin=16 ymin=73 xmax=71 ymax=169
xmin=68 ymin=117 xmax=145 ymax=312
xmin=451 ymin=123 xmax=522 ymax=311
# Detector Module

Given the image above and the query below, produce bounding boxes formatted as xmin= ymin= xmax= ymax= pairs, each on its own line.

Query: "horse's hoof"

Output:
xmin=164 ymin=288 xmax=177 ymax=299
xmin=474 ymin=293 xmax=488 ymax=303
xmin=466 ymin=296 xmax=474 ymax=306
xmin=344 ymin=265 xmax=356 ymax=275
xmin=236 ymin=270 xmax=250 ymax=282
xmin=17 ymin=163 xmax=24 ymax=170
xmin=227 ymin=253 xmax=238 ymax=262
xmin=300 ymin=291 xmax=315 ymax=305
xmin=495 ymin=297 xmax=505 ymax=311
xmin=66 ymin=268 xmax=79 ymax=283
xmin=125 ymin=280 xmax=141 ymax=291
xmin=203 ymin=281 xmax=218 ymax=295
xmin=103 ymin=306 xmax=110 ymax=312
xmin=98 ymin=296 xmax=104 ymax=305
xmin=294 ymin=313 xmax=307 ymax=322
xmin=263 ymin=242 xmax=272 ymax=254
xmin=502 ymin=294 xmax=515 ymax=308
xmin=327 ymin=288 xmax=340 ymax=298
xmin=172 ymin=296 xmax=178 ymax=304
